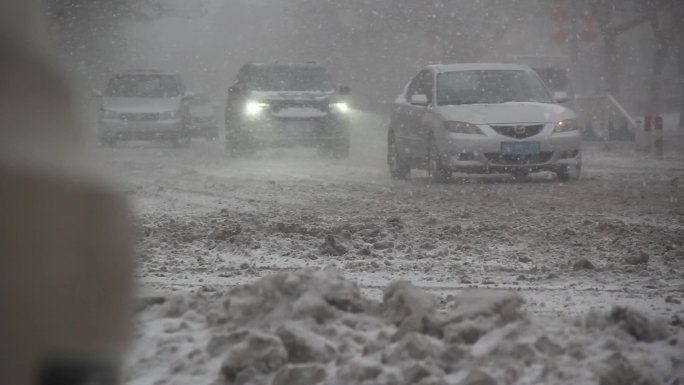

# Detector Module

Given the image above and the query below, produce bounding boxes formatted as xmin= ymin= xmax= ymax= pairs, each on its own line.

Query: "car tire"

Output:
xmin=100 ymin=137 xmax=118 ymax=148
xmin=557 ymin=164 xmax=581 ymax=181
xmin=173 ymin=120 xmax=192 ymax=148
xmin=388 ymin=133 xmax=410 ymax=179
xmin=332 ymin=139 xmax=351 ymax=159
xmin=427 ymin=136 xmax=450 ymax=183
xmin=317 ymin=137 xmax=350 ymax=159
xmin=332 ymin=146 xmax=350 ymax=159
xmin=172 ymin=136 xmax=191 ymax=148
xmin=205 ymin=130 xmax=218 ymax=141
xmin=225 ymin=129 xmax=255 ymax=157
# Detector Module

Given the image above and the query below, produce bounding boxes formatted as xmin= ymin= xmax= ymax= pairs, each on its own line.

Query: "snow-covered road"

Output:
xmin=98 ymin=111 xmax=684 ymax=384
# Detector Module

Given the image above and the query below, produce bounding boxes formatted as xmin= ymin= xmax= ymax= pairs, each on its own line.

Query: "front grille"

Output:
xmin=121 ymin=112 xmax=160 ymax=121
xmin=491 ymin=124 xmax=544 ymax=139
xmin=485 ymin=152 xmax=554 ymax=165
xmin=271 ymin=100 xmax=328 ymax=112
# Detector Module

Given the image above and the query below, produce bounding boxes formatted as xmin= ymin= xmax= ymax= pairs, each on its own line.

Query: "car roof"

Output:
xmin=426 ymin=63 xmax=533 ymax=73
xmin=508 ymin=54 xmax=570 ymax=68
xmin=245 ymin=62 xmax=327 ymax=70
xmin=115 ymin=70 xmax=177 ymax=76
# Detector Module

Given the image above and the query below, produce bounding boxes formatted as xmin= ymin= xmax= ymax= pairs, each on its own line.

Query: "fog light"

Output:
xmin=561 ymin=150 xmax=579 ymax=159
xmin=245 ymin=101 xmax=269 ymax=116
xmin=331 ymin=102 xmax=350 ymax=113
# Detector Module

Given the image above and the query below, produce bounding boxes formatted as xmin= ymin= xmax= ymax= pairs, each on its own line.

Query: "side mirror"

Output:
xmin=183 ymin=91 xmax=195 ymax=101
xmin=339 ymin=86 xmax=351 ymax=95
xmin=228 ymin=85 xmax=241 ymax=96
xmin=410 ymin=94 xmax=430 ymax=106
xmin=554 ymin=91 xmax=569 ymax=104
xmin=92 ymin=89 xmax=102 ymax=98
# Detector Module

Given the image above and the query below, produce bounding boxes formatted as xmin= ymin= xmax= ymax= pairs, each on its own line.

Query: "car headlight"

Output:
xmin=553 ymin=119 xmax=578 ymax=133
xmin=443 ymin=121 xmax=484 ymax=135
xmin=245 ymin=101 xmax=269 ymax=116
xmin=330 ymin=102 xmax=350 ymax=113
xmin=101 ymin=109 xmax=119 ymax=119
xmin=160 ymin=110 xmax=181 ymax=120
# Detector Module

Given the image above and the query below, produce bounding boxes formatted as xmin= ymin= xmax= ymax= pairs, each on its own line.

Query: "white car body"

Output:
xmin=388 ymin=63 xmax=581 ymax=181
xmin=97 ymin=71 xmax=192 ymax=146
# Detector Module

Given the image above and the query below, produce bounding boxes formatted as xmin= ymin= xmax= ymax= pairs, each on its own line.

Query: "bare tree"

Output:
xmin=587 ymin=0 xmax=650 ymax=97
xmin=588 ymin=0 xmax=684 ymax=118
xmin=284 ymin=0 xmax=540 ymax=107
xmin=644 ymin=1 xmax=684 ymax=116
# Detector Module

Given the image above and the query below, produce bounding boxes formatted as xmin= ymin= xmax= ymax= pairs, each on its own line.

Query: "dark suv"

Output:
xmin=225 ymin=63 xmax=351 ymax=157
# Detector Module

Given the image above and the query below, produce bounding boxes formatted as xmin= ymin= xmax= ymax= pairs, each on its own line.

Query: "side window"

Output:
xmin=405 ymin=70 xmax=433 ymax=101
xmin=236 ymin=66 xmax=249 ymax=86
xmin=418 ymin=72 xmax=434 ymax=101
xmin=406 ymin=74 xmax=422 ymax=101
xmin=176 ymin=76 xmax=185 ymax=94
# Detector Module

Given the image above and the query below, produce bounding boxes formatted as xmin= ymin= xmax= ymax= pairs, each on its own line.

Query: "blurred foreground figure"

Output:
xmin=0 ymin=1 xmax=132 ymax=384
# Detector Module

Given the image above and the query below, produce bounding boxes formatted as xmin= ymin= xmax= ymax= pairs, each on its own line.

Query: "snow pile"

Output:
xmin=127 ymin=270 xmax=684 ymax=385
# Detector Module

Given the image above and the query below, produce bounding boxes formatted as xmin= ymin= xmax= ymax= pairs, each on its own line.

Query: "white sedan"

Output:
xmin=388 ymin=63 xmax=581 ymax=182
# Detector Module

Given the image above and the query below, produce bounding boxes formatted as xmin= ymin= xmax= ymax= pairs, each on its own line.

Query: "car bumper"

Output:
xmin=438 ymin=131 xmax=581 ymax=173
xmin=99 ymin=118 xmax=184 ymax=140
xmin=189 ymin=120 xmax=218 ymax=136
xmin=238 ymin=114 xmax=349 ymax=147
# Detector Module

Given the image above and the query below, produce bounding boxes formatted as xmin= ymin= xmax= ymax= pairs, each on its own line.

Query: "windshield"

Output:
xmin=436 ymin=70 xmax=554 ymax=105
xmin=105 ymin=74 xmax=180 ymax=98
xmin=532 ymin=68 xmax=568 ymax=92
xmin=247 ymin=67 xmax=334 ymax=92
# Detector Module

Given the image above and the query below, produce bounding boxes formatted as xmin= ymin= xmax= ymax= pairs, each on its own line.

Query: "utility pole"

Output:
xmin=568 ymin=0 xmax=579 ymax=103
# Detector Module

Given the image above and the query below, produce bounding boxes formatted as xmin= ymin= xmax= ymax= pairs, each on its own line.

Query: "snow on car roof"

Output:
xmin=117 ymin=69 xmax=177 ymax=76
xmin=427 ymin=63 xmax=533 ymax=73
xmin=248 ymin=62 xmax=326 ymax=69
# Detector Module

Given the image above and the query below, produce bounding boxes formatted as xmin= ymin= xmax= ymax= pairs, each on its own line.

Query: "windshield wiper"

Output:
xmin=440 ymin=100 xmax=481 ymax=106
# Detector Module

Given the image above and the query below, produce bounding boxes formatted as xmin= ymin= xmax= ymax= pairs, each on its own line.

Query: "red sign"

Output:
xmin=580 ymin=29 xmax=598 ymax=42
xmin=552 ymin=30 xmax=570 ymax=44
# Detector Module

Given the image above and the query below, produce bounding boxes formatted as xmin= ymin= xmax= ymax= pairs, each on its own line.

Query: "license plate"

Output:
xmin=501 ymin=142 xmax=540 ymax=155
xmin=285 ymin=121 xmax=316 ymax=131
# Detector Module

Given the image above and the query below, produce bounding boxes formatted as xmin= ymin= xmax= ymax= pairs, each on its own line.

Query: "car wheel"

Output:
xmin=172 ymin=131 xmax=191 ymax=148
xmin=226 ymin=129 xmax=254 ymax=157
xmin=205 ymin=130 xmax=218 ymax=141
xmin=388 ymin=133 xmax=410 ymax=179
xmin=173 ymin=121 xmax=192 ymax=148
xmin=332 ymin=138 xmax=350 ymax=159
xmin=316 ymin=145 xmax=331 ymax=158
xmin=100 ymin=137 xmax=118 ymax=148
xmin=427 ymin=136 xmax=449 ymax=183
xmin=332 ymin=146 xmax=349 ymax=159
xmin=172 ymin=137 xmax=191 ymax=148
xmin=557 ymin=163 xmax=581 ymax=181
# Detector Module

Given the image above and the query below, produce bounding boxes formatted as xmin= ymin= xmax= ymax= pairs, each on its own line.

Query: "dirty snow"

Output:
xmin=100 ymin=111 xmax=684 ymax=384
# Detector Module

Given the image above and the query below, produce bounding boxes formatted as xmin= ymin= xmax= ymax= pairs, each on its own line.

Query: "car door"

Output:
xmin=404 ymin=70 xmax=435 ymax=163
xmin=175 ymin=75 xmax=191 ymax=123
xmin=226 ymin=66 xmax=250 ymax=128
xmin=392 ymin=70 xmax=432 ymax=163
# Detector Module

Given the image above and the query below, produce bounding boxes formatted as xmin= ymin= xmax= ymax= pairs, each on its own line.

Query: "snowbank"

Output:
xmin=127 ymin=270 xmax=683 ymax=385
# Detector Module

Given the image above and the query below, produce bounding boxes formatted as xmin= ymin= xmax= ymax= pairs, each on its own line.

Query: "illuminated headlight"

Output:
xmin=160 ymin=110 xmax=181 ymax=120
xmin=553 ymin=119 xmax=578 ymax=133
xmin=330 ymin=102 xmax=350 ymax=113
xmin=245 ymin=101 xmax=269 ymax=116
xmin=443 ymin=121 xmax=484 ymax=135
xmin=101 ymin=109 xmax=119 ymax=119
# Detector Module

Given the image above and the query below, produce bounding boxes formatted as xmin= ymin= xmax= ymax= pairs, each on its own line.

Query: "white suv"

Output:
xmin=388 ymin=63 xmax=581 ymax=182
xmin=96 ymin=70 xmax=194 ymax=147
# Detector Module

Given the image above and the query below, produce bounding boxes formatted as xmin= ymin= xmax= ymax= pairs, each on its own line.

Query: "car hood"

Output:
xmin=249 ymin=90 xmax=336 ymax=102
xmin=102 ymin=97 xmax=181 ymax=113
xmin=436 ymin=102 xmax=574 ymax=124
